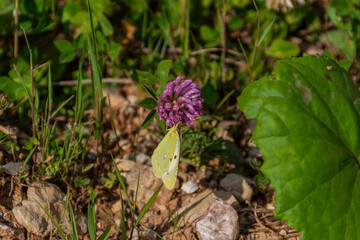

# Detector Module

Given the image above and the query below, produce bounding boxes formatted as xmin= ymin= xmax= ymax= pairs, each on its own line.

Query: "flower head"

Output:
xmin=156 ymin=77 xmax=202 ymax=127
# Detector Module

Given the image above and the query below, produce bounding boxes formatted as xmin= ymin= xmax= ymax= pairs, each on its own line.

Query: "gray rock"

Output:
xmin=181 ymin=180 xmax=199 ymax=194
xmin=0 ymin=162 xmax=28 ymax=176
xmin=86 ymin=151 xmax=96 ymax=161
xmin=220 ymin=173 xmax=253 ymax=203
xmin=135 ymin=152 xmax=151 ymax=165
xmin=193 ymin=198 xmax=239 ymax=240
xmin=27 ymin=182 xmax=66 ymax=203
xmin=12 ymin=182 xmax=87 ymax=237
xmin=178 ymin=189 xmax=240 ymax=226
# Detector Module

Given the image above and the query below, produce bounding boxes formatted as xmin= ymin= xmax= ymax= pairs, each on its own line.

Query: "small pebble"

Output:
xmin=127 ymin=95 xmax=138 ymax=105
xmin=181 ymin=180 xmax=199 ymax=194
xmin=109 ymin=132 xmax=117 ymax=142
xmin=86 ymin=152 xmax=96 ymax=161
xmin=1 ymin=162 xmax=28 ymax=176
xmin=209 ymin=180 xmax=217 ymax=189
xmin=123 ymin=153 xmax=136 ymax=160
xmin=135 ymin=152 xmax=150 ymax=165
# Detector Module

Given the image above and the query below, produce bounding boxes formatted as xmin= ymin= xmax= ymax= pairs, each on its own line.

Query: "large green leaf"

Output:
xmin=238 ymin=55 xmax=360 ymax=240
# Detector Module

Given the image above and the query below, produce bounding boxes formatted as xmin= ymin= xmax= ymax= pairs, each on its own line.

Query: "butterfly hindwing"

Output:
xmin=151 ymin=125 xmax=178 ymax=178
xmin=161 ymin=130 xmax=181 ymax=190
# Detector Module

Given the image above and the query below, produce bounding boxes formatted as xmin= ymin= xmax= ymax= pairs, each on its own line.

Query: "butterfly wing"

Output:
xmin=151 ymin=125 xmax=178 ymax=178
xmin=161 ymin=130 xmax=181 ymax=190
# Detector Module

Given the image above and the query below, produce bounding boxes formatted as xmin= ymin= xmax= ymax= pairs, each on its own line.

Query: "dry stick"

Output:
xmin=21 ymin=27 xmax=37 ymax=165
xmin=253 ymin=205 xmax=280 ymax=237
xmin=38 ymin=78 xmax=133 ymax=87
xmin=191 ymin=48 xmax=242 ymax=57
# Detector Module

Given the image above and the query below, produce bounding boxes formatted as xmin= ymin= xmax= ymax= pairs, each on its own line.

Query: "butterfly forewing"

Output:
xmin=162 ymin=130 xmax=180 ymax=189
xmin=151 ymin=125 xmax=178 ymax=178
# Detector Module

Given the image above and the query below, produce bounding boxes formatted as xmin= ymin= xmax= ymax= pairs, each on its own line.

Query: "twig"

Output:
xmin=38 ymin=78 xmax=133 ymax=87
xmin=191 ymin=48 xmax=242 ymax=57
xmin=253 ymin=205 xmax=281 ymax=238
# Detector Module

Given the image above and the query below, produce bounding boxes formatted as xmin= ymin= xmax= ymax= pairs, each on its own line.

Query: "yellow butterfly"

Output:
xmin=151 ymin=123 xmax=181 ymax=190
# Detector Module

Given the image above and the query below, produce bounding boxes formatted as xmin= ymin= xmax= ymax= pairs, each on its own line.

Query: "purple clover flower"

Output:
xmin=156 ymin=76 xmax=202 ymax=127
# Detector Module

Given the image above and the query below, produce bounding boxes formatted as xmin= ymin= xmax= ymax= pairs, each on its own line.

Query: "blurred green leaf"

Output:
xmin=59 ymin=51 xmax=77 ymax=63
xmin=0 ymin=76 xmax=12 ymax=91
xmin=201 ymin=85 xmax=219 ymax=109
xmin=338 ymin=59 xmax=353 ymax=71
xmin=327 ymin=30 xmax=356 ymax=59
xmin=5 ymin=82 xmax=27 ymax=100
xmin=136 ymin=70 xmax=158 ymax=84
xmin=142 ymin=109 xmax=156 ymax=127
xmin=54 ymin=40 xmax=75 ymax=52
xmin=98 ymin=14 xmax=113 ymax=36
xmin=267 ymin=39 xmax=300 ymax=59
xmin=156 ymin=59 xmax=172 ymax=94
xmin=200 ymin=25 xmax=220 ymax=42
xmin=138 ymin=97 xmax=158 ymax=109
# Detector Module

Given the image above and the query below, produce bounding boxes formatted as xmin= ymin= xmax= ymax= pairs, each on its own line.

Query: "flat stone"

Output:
xmin=181 ymin=180 xmax=199 ymax=194
xmin=0 ymin=162 xmax=29 ymax=176
xmin=178 ymin=189 xmax=240 ymax=226
xmin=27 ymin=182 xmax=66 ymax=203
xmin=12 ymin=182 xmax=87 ymax=237
xmin=220 ymin=173 xmax=253 ymax=202
xmin=193 ymin=198 xmax=239 ymax=240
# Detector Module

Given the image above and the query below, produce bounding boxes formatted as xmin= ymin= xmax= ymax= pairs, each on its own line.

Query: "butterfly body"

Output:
xmin=151 ymin=124 xmax=181 ymax=190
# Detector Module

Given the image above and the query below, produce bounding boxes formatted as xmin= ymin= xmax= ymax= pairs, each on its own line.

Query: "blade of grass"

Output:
xmin=87 ymin=33 xmax=103 ymax=124
xmin=86 ymin=0 xmax=97 ymax=57
xmin=50 ymin=95 xmax=75 ymax=119
xmin=87 ymin=33 xmax=103 ymax=100
xmin=13 ymin=66 xmax=31 ymax=103
xmin=112 ymin=156 xmax=134 ymax=216
xmin=100 ymin=208 xmax=122 ymax=232
xmin=108 ymin=97 xmax=122 ymax=157
xmin=183 ymin=0 xmax=190 ymax=58
xmin=134 ymin=183 xmax=163 ymax=228
xmin=171 ymin=212 xmax=179 ymax=240
xmin=133 ymin=170 xmax=140 ymax=213
xmin=142 ymin=224 xmax=163 ymax=240
xmin=119 ymin=189 xmax=127 ymax=240
xmin=214 ymin=89 xmax=235 ymax=112
xmin=141 ymin=8 xmax=148 ymax=49
xmin=88 ymin=203 xmax=96 ymax=240
xmin=97 ymin=229 xmax=111 ymax=240
xmin=88 ymin=199 xmax=96 ymax=240
xmin=237 ymin=39 xmax=249 ymax=65
xmin=75 ymin=59 xmax=84 ymax=123
xmin=69 ymin=204 xmax=78 ymax=240
xmin=47 ymin=64 xmax=53 ymax=117
xmin=19 ymin=146 xmax=36 ymax=181
xmin=36 ymin=200 xmax=67 ymax=240
xmin=250 ymin=0 xmax=261 ymax=84
xmin=257 ymin=17 xmax=276 ymax=46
